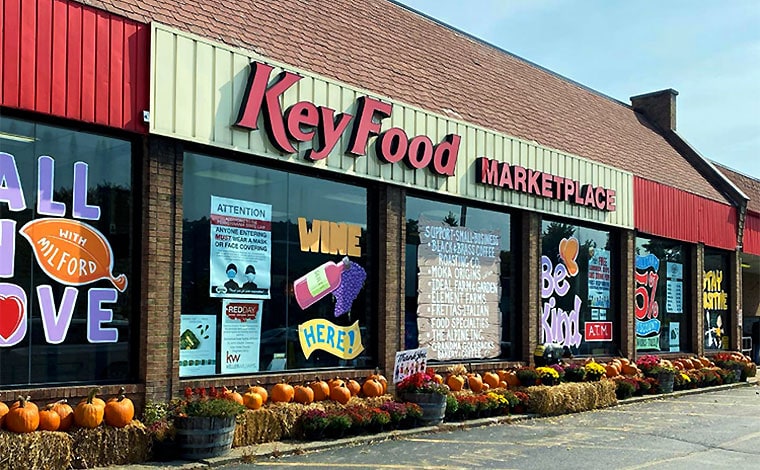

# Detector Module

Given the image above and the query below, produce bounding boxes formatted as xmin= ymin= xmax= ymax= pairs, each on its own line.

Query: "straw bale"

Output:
xmin=70 ymin=421 xmax=150 ymax=468
xmin=526 ymin=380 xmax=617 ymax=416
xmin=233 ymin=408 xmax=284 ymax=447
xmin=0 ymin=430 xmax=72 ymax=470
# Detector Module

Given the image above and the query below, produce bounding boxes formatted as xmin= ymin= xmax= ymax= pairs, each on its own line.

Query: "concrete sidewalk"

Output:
xmin=115 ymin=378 xmax=758 ymax=469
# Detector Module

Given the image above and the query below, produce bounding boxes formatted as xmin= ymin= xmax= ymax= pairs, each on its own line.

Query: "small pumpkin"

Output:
xmin=0 ymin=401 xmax=9 ymax=428
xmin=362 ymin=378 xmax=383 ymax=398
xmin=243 ymin=390 xmax=263 ymax=410
xmin=39 ymin=404 xmax=61 ymax=431
xmin=604 ymin=364 xmax=619 ymax=378
xmin=293 ymin=384 xmax=315 ymax=405
xmin=6 ymin=396 xmax=39 ymax=433
xmin=346 ymin=378 xmax=361 ymax=397
xmin=270 ymin=381 xmax=295 ymax=403
xmin=370 ymin=368 xmax=388 ymax=394
xmin=309 ymin=378 xmax=330 ymax=401
xmin=467 ymin=373 xmax=484 ymax=393
xmin=330 ymin=383 xmax=351 ymax=404
xmin=74 ymin=388 xmax=105 ymax=428
xmin=446 ymin=374 xmax=465 ymax=392
xmin=104 ymin=387 xmax=134 ymax=428
xmin=248 ymin=382 xmax=269 ymax=404
xmin=433 ymin=373 xmax=444 ymax=384
xmin=503 ymin=371 xmax=520 ymax=388
xmin=50 ymin=400 xmax=75 ymax=431
xmin=483 ymin=371 xmax=500 ymax=388
xmin=328 ymin=377 xmax=345 ymax=389
xmin=224 ymin=387 xmax=244 ymax=405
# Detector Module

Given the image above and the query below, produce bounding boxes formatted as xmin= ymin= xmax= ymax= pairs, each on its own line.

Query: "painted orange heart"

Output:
xmin=0 ymin=295 xmax=24 ymax=341
xmin=559 ymin=237 xmax=579 ymax=277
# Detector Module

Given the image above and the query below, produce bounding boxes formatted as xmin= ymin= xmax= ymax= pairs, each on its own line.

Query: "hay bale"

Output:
xmin=70 ymin=421 xmax=150 ymax=469
xmin=0 ymin=430 xmax=72 ymax=470
xmin=233 ymin=408 xmax=285 ymax=447
xmin=526 ymin=380 xmax=617 ymax=416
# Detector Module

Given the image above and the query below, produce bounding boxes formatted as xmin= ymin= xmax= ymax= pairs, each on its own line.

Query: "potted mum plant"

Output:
xmin=396 ymin=368 xmax=449 ymax=425
xmin=172 ymin=387 xmax=245 ymax=460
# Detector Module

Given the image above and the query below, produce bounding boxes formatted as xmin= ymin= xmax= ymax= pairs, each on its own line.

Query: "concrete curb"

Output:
xmin=114 ymin=378 xmax=758 ymax=469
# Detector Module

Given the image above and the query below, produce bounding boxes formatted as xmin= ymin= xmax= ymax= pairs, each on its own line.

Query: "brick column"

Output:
xmin=619 ymin=230 xmax=635 ymax=359
xmin=377 ymin=186 xmax=405 ymax=379
xmin=731 ymin=249 xmax=743 ymax=351
xmin=522 ymin=212 xmax=540 ymax=363
xmin=693 ymin=244 xmax=704 ymax=355
xmin=140 ymin=136 xmax=183 ymax=402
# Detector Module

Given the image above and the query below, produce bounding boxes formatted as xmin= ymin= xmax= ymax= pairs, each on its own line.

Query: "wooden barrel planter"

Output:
xmin=174 ymin=415 xmax=236 ymax=460
xmin=400 ymin=392 xmax=447 ymax=425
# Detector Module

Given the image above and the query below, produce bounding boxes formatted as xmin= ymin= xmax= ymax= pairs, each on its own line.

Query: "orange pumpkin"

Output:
xmin=330 ymin=383 xmax=351 ymax=404
xmin=433 ymin=373 xmax=444 ymax=384
xmin=503 ymin=371 xmax=520 ymax=388
xmin=6 ymin=396 xmax=39 ymax=433
xmin=604 ymin=364 xmax=619 ymax=378
xmin=50 ymin=400 xmax=74 ymax=431
xmin=309 ymin=378 xmax=330 ymax=401
xmin=104 ymin=387 xmax=135 ymax=428
xmin=242 ymin=390 xmax=263 ymax=410
xmin=224 ymin=387 xmax=244 ymax=405
xmin=369 ymin=368 xmax=389 ymax=394
xmin=0 ymin=401 xmax=8 ymax=429
xmin=468 ymin=373 xmax=484 ymax=393
xmin=446 ymin=374 xmax=465 ymax=392
xmin=483 ymin=372 xmax=500 ymax=388
xmin=78 ymin=388 xmax=106 ymax=410
xmin=346 ymin=379 xmax=361 ymax=397
xmin=39 ymin=404 xmax=61 ymax=431
xmin=247 ymin=382 xmax=269 ymax=404
xmin=362 ymin=378 xmax=383 ymax=398
xmin=499 ymin=381 xmax=508 ymax=389
xmin=75 ymin=388 xmax=105 ymax=428
xmin=621 ymin=363 xmax=639 ymax=376
xmin=293 ymin=384 xmax=315 ymax=405
xmin=328 ymin=377 xmax=345 ymax=389
xmin=271 ymin=382 xmax=295 ymax=403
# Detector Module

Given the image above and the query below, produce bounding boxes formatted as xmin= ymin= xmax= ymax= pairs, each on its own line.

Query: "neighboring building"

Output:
xmin=0 ymin=0 xmax=752 ymax=405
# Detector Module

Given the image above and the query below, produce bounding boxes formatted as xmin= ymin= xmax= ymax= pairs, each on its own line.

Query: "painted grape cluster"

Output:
xmin=333 ymin=262 xmax=367 ymax=317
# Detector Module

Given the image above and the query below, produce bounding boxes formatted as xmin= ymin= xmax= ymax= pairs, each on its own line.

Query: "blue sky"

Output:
xmin=397 ymin=0 xmax=760 ymax=179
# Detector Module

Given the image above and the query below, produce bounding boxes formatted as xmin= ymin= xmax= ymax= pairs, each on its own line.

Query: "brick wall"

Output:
xmin=522 ymin=212 xmax=540 ymax=364
xmin=619 ymin=231 xmax=635 ymax=358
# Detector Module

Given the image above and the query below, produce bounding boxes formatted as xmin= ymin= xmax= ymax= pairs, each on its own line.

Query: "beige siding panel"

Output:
xmin=150 ymin=23 xmax=634 ymax=229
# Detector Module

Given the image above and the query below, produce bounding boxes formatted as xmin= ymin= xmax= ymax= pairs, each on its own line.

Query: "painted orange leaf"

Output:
xmin=20 ymin=218 xmax=128 ymax=292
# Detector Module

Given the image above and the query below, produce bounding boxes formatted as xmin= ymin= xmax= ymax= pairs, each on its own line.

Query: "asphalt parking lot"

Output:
xmin=224 ymin=383 xmax=760 ymax=470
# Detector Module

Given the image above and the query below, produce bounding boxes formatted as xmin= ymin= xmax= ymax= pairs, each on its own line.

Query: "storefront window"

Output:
xmin=540 ymin=220 xmax=617 ymax=356
xmin=181 ymin=152 xmax=374 ymax=377
xmin=635 ymin=236 xmax=689 ymax=353
xmin=404 ymin=196 xmax=516 ymax=361
xmin=0 ymin=117 xmax=135 ymax=386
xmin=704 ymin=248 xmax=730 ymax=350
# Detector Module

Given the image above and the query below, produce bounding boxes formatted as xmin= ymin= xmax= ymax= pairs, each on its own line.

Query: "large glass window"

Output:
xmin=635 ymin=236 xmax=690 ymax=353
xmin=0 ymin=117 xmax=135 ymax=386
xmin=540 ymin=219 xmax=617 ymax=356
xmin=704 ymin=248 xmax=730 ymax=350
xmin=181 ymin=152 xmax=374 ymax=377
xmin=404 ymin=196 xmax=516 ymax=361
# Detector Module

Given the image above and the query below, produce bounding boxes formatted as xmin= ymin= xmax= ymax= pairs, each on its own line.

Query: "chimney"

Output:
xmin=630 ymin=89 xmax=678 ymax=131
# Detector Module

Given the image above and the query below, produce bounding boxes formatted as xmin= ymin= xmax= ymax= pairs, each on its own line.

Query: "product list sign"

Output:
xmin=416 ymin=217 xmax=501 ymax=361
xmin=210 ymin=196 xmax=272 ymax=299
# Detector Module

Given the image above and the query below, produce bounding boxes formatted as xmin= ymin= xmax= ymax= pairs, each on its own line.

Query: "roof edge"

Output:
xmin=387 ymin=0 xmax=633 ymax=110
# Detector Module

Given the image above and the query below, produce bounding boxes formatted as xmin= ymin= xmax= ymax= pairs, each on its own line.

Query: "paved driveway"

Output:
xmin=225 ymin=384 xmax=760 ymax=470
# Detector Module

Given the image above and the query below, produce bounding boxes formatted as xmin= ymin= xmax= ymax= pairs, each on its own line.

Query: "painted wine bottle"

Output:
xmin=294 ymin=257 xmax=349 ymax=309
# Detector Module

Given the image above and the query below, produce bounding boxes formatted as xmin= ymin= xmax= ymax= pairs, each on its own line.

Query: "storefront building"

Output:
xmin=0 ymin=0 xmax=751 ymax=406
